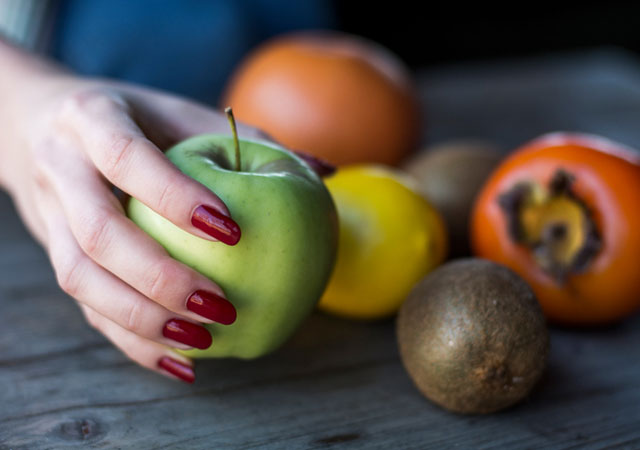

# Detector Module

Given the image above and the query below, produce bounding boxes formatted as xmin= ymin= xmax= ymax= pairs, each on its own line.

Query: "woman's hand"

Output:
xmin=1 ymin=47 xmax=272 ymax=382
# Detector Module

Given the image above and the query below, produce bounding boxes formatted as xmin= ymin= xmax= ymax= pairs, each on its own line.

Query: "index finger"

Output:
xmin=59 ymin=88 xmax=240 ymax=245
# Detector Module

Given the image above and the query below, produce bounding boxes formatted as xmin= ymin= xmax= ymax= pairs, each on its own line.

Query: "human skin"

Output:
xmin=0 ymin=37 xmax=275 ymax=383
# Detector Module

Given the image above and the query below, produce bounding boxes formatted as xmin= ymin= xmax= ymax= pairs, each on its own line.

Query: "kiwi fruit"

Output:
xmin=401 ymin=141 xmax=502 ymax=257
xmin=396 ymin=258 xmax=549 ymax=414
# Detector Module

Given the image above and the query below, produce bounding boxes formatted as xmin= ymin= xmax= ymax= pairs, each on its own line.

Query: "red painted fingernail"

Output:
xmin=187 ymin=290 xmax=237 ymax=325
xmin=191 ymin=205 xmax=241 ymax=245
xmin=158 ymin=356 xmax=195 ymax=384
xmin=163 ymin=319 xmax=212 ymax=349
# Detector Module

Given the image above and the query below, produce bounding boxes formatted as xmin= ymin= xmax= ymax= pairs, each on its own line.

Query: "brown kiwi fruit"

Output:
xmin=396 ymin=258 xmax=549 ymax=414
xmin=401 ymin=141 xmax=502 ymax=257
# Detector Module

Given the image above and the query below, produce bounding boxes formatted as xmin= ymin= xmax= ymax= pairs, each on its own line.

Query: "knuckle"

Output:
xmin=31 ymin=157 xmax=52 ymax=192
xmin=155 ymin=177 xmax=181 ymax=217
xmin=30 ymin=137 xmax=66 ymax=190
xmin=76 ymin=210 xmax=113 ymax=258
xmin=56 ymin=91 xmax=85 ymax=122
xmin=122 ymin=298 xmax=145 ymax=332
xmin=101 ymin=135 xmax=137 ymax=182
xmin=54 ymin=252 xmax=86 ymax=297
xmin=57 ymin=87 xmax=122 ymax=122
xmin=147 ymin=259 xmax=186 ymax=301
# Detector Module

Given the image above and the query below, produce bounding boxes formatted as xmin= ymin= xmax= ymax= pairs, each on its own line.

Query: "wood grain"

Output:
xmin=2 ymin=50 xmax=640 ymax=449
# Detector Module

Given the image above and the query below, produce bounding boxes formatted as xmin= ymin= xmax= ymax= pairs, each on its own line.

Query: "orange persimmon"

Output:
xmin=471 ymin=132 xmax=640 ymax=325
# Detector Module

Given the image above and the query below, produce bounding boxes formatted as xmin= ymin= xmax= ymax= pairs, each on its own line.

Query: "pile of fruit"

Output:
xmin=129 ymin=31 xmax=640 ymax=414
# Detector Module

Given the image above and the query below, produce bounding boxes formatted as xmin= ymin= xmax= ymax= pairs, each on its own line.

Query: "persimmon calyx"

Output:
xmin=499 ymin=170 xmax=601 ymax=283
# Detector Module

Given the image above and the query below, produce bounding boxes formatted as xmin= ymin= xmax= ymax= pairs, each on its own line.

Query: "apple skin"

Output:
xmin=127 ymin=135 xmax=338 ymax=359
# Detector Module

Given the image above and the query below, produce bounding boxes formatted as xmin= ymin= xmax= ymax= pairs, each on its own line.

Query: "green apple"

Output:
xmin=127 ymin=109 xmax=338 ymax=359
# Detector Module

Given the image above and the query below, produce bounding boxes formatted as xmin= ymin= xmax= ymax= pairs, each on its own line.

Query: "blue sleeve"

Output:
xmin=51 ymin=0 xmax=335 ymax=104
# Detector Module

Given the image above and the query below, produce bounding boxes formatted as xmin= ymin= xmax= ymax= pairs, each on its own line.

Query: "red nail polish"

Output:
xmin=158 ymin=356 xmax=195 ymax=384
xmin=163 ymin=319 xmax=212 ymax=349
xmin=191 ymin=205 xmax=241 ymax=245
xmin=187 ymin=290 xmax=237 ymax=325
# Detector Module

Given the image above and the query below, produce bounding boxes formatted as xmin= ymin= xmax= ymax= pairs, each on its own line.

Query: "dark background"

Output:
xmin=336 ymin=2 xmax=640 ymax=68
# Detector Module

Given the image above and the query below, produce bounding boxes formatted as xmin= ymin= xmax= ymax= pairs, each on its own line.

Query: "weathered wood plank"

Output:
xmin=2 ymin=50 xmax=640 ymax=449
xmin=2 ymin=312 xmax=639 ymax=449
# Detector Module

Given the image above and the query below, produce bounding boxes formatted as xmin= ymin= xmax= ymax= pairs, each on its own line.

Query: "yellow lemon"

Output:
xmin=319 ymin=165 xmax=447 ymax=319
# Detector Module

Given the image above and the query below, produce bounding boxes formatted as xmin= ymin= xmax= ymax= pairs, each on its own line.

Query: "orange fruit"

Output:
xmin=471 ymin=132 xmax=640 ymax=325
xmin=222 ymin=31 xmax=420 ymax=166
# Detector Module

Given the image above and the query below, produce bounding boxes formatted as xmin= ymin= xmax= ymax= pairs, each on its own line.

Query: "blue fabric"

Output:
xmin=51 ymin=0 xmax=335 ymax=105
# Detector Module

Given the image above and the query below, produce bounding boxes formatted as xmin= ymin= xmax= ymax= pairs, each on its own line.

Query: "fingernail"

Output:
xmin=191 ymin=205 xmax=241 ymax=245
xmin=163 ymin=319 xmax=212 ymax=350
xmin=158 ymin=356 xmax=195 ymax=384
xmin=293 ymin=151 xmax=336 ymax=177
xmin=187 ymin=290 xmax=237 ymax=325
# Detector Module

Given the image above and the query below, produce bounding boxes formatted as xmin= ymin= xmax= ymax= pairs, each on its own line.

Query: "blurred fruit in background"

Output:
xmin=222 ymin=31 xmax=420 ymax=166
xmin=402 ymin=140 xmax=502 ymax=257
xmin=472 ymin=132 xmax=640 ymax=325
xmin=318 ymin=165 xmax=447 ymax=320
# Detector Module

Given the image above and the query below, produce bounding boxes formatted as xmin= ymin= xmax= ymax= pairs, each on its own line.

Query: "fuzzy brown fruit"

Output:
xmin=396 ymin=258 xmax=549 ymax=414
xmin=401 ymin=141 xmax=502 ymax=257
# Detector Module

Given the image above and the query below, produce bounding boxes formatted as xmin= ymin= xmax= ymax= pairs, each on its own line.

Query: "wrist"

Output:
xmin=0 ymin=37 xmax=67 ymax=88
xmin=0 ymin=38 xmax=72 ymax=191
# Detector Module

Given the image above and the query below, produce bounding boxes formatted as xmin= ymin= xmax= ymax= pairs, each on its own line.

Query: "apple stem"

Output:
xmin=224 ymin=106 xmax=241 ymax=171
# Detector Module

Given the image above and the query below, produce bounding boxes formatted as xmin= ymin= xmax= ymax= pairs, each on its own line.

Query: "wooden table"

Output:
xmin=2 ymin=49 xmax=640 ymax=449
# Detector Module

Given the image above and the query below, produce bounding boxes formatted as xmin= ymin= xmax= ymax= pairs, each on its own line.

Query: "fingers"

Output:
xmin=57 ymin=88 xmax=240 ymax=245
xmin=35 ymin=184 xmax=213 ymax=352
xmin=80 ymin=305 xmax=196 ymax=383
xmin=33 ymin=138 xmax=236 ymax=326
xmin=51 ymin=224 xmax=213 ymax=351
